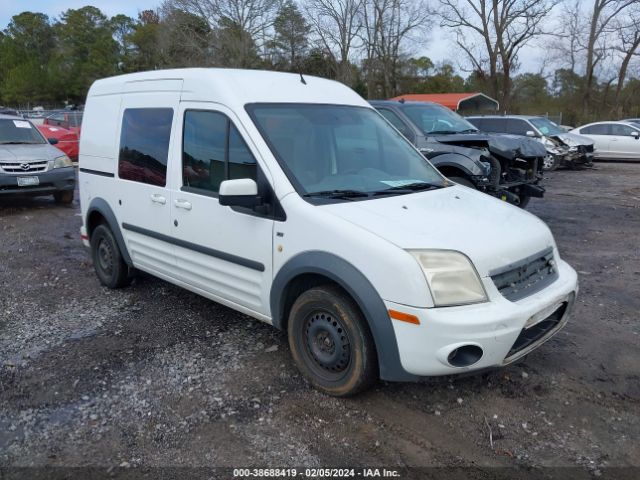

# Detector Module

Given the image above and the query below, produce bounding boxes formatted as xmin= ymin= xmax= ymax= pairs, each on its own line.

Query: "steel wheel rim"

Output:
xmin=303 ymin=310 xmax=351 ymax=379
xmin=96 ymin=238 xmax=114 ymax=276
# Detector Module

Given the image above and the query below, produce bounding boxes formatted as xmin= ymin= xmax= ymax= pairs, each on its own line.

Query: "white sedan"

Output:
xmin=571 ymin=121 xmax=640 ymax=161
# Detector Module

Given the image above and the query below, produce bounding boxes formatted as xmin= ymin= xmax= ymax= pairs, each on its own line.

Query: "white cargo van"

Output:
xmin=79 ymin=69 xmax=578 ymax=396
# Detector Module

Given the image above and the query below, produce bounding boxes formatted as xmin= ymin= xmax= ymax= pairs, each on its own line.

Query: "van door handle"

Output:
xmin=150 ymin=194 xmax=166 ymax=205
xmin=174 ymin=199 xmax=192 ymax=211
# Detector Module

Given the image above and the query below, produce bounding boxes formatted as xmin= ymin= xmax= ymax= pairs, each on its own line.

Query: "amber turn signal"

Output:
xmin=388 ymin=309 xmax=420 ymax=325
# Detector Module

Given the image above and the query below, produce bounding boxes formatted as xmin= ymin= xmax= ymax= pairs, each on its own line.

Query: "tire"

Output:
xmin=542 ymin=154 xmax=559 ymax=171
xmin=448 ymin=176 xmax=477 ymax=189
xmin=288 ymin=285 xmax=378 ymax=396
xmin=90 ymin=224 xmax=130 ymax=289
xmin=518 ymin=195 xmax=531 ymax=209
xmin=54 ymin=190 xmax=74 ymax=205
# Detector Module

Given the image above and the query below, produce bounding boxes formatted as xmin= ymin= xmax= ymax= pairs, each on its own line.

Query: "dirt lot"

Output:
xmin=1 ymin=163 xmax=639 ymax=479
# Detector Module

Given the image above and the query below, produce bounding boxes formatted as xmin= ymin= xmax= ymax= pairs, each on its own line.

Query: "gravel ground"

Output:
xmin=0 ymin=163 xmax=639 ymax=479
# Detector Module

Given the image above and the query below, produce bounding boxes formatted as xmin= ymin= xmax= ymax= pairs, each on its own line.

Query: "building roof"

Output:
xmin=390 ymin=93 xmax=499 ymax=111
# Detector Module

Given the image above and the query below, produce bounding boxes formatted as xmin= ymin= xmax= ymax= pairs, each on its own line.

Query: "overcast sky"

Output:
xmin=1 ymin=0 xmax=545 ymax=75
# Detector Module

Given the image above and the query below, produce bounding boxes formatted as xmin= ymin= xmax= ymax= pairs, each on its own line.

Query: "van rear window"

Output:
xmin=118 ymin=108 xmax=173 ymax=186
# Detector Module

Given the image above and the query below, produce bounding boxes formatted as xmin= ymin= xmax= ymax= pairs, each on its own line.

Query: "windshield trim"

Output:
xmin=245 ymin=102 xmax=447 ymax=205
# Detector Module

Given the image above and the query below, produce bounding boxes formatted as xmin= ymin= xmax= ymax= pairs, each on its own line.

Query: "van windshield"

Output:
xmin=0 ymin=118 xmax=46 ymax=144
xmin=247 ymin=104 xmax=447 ymax=200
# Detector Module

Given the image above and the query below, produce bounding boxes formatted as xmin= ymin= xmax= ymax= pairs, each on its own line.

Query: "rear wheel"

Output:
xmin=448 ymin=176 xmax=476 ymax=189
xmin=288 ymin=286 xmax=378 ymax=396
xmin=90 ymin=224 xmax=130 ymax=289
xmin=54 ymin=190 xmax=74 ymax=205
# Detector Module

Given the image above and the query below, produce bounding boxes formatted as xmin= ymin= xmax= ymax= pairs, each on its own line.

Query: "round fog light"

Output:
xmin=447 ymin=345 xmax=484 ymax=367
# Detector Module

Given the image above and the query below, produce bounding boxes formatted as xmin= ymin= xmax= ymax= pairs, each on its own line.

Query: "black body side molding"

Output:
xmin=121 ymin=223 xmax=265 ymax=272
xmin=79 ymin=168 xmax=115 ymax=178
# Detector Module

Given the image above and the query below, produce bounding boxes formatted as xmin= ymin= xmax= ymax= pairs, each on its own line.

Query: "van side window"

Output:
xmin=228 ymin=124 xmax=257 ymax=182
xmin=118 ymin=108 xmax=173 ymax=187
xmin=183 ymin=110 xmax=227 ymax=192
xmin=182 ymin=110 xmax=257 ymax=194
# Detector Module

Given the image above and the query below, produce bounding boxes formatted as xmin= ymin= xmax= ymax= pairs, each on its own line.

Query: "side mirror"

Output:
xmin=631 ymin=131 xmax=639 ymax=139
xmin=48 ymin=138 xmax=59 ymax=145
xmin=525 ymin=130 xmax=537 ymax=137
xmin=219 ymin=178 xmax=262 ymax=208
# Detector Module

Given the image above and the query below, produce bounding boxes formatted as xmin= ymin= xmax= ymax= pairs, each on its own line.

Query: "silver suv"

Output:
xmin=0 ymin=114 xmax=76 ymax=204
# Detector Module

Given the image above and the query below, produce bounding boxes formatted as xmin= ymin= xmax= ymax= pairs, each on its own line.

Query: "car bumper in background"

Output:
xmin=0 ymin=167 xmax=76 ymax=196
xmin=386 ymin=259 xmax=578 ymax=376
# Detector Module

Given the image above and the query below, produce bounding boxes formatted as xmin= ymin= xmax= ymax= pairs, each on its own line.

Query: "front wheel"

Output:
xmin=542 ymin=154 xmax=559 ymax=171
xmin=288 ymin=286 xmax=378 ymax=396
xmin=90 ymin=224 xmax=130 ymax=289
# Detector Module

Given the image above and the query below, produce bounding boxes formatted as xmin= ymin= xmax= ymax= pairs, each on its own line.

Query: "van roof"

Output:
xmin=88 ymin=68 xmax=368 ymax=109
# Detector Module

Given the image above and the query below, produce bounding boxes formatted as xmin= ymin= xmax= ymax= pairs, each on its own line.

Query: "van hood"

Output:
xmin=0 ymin=143 xmax=61 ymax=162
xmin=321 ymin=186 xmax=555 ymax=277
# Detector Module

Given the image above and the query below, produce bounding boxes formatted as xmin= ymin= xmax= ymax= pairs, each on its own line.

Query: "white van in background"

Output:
xmin=79 ymin=69 xmax=578 ymax=396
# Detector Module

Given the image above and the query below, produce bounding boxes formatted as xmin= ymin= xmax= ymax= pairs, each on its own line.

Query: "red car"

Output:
xmin=43 ymin=111 xmax=83 ymax=136
xmin=37 ymin=124 xmax=79 ymax=162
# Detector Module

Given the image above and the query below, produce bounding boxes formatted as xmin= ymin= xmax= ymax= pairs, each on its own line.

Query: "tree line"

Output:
xmin=0 ymin=0 xmax=639 ymax=125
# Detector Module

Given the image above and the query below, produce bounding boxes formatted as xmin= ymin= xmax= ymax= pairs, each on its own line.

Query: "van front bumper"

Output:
xmin=0 ymin=167 xmax=76 ymax=196
xmin=386 ymin=259 xmax=578 ymax=376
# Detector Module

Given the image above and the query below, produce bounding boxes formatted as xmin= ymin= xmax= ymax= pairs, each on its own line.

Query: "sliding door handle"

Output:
xmin=150 ymin=194 xmax=166 ymax=205
xmin=174 ymin=199 xmax=192 ymax=211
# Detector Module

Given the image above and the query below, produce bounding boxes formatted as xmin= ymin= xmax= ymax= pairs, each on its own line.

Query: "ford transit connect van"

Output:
xmin=79 ymin=69 xmax=578 ymax=396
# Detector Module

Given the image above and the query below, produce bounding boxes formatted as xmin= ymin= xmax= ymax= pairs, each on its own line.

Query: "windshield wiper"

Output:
xmin=457 ymin=128 xmax=479 ymax=133
xmin=0 ymin=141 xmax=40 ymax=145
xmin=372 ymin=182 xmax=443 ymax=196
xmin=428 ymin=130 xmax=459 ymax=135
xmin=303 ymin=189 xmax=370 ymax=200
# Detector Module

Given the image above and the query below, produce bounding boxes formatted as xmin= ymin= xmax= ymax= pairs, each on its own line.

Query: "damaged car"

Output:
xmin=467 ymin=115 xmax=594 ymax=171
xmin=371 ymin=100 xmax=546 ymax=208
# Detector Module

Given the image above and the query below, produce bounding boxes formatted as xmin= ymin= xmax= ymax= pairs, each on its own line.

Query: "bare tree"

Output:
xmin=613 ymin=6 xmax=640 ymax=110
xmin=306 ymin=0 xmax=364 ymax=83
xmin=158 ymin=4 xmax=213 ymax=66
xmin=438 ymin=0 xmax=557 ymax=109
xmin=583 ymin=0 xmax=636 ymax=114
xmin=162 ymin=0 xmax=280 ymax=58
xmin=549 ymin=0 xmax=583 ymax=73
xmin=361 ymin=0 xmax=431 ymax=97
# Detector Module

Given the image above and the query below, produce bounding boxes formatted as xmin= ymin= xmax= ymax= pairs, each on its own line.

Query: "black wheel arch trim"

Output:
xmin=86 ymin=197 xmax=133 ymax=267
xmin=428 ymin=153 xmax=485 ymax=177
xmin=271 ymin=251 xmax=417 ymax=382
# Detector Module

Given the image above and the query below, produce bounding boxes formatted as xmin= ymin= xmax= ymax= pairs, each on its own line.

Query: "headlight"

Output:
xmin=408 ymin=250 xmax=488 ymax=307
xmin=50 ymin=155 xmax=72 ymax=169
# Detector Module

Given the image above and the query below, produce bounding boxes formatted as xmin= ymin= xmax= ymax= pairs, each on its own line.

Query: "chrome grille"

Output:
xmin=0 ymin=160 xmax=48 ymax=174
xmin=490 ymin=248 xmax=558 ymax=301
